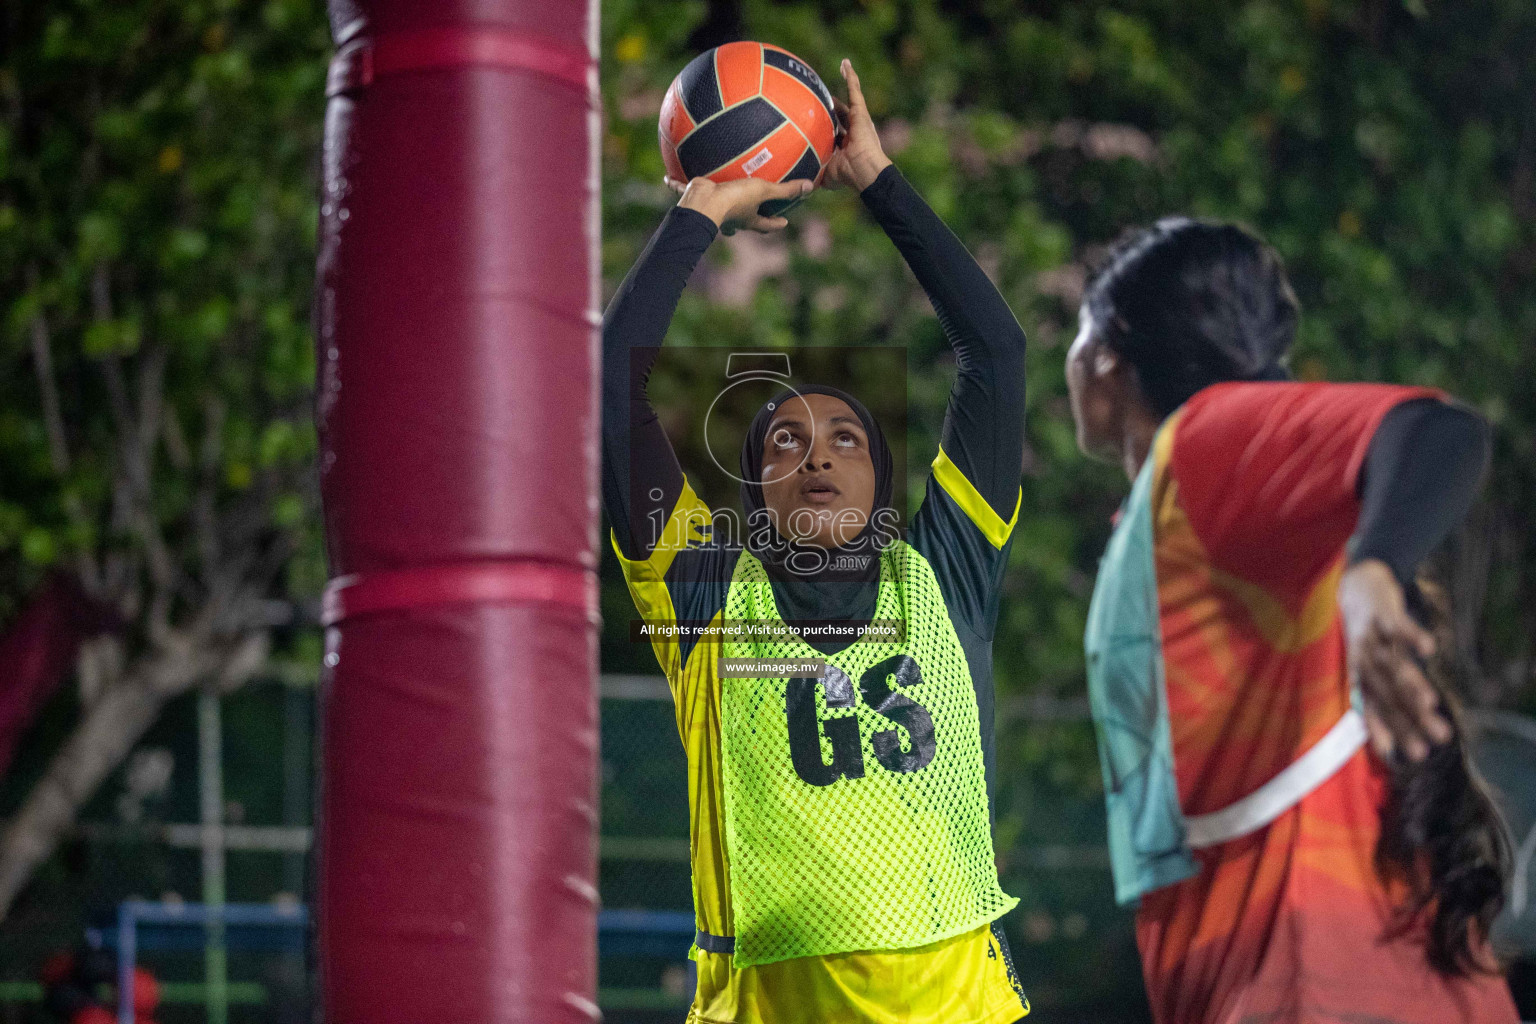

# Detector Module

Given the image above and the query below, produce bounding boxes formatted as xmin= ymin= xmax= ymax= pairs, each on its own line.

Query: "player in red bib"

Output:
xmin=1066 ymin=217 xmax=1518 ymax=1023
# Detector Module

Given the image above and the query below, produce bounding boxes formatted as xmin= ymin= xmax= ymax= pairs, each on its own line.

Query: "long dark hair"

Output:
xmin=1377 ymin=582 xmax=1510 ymax=977
xmin=1084 ymin=217 xmax=1298 ymax=416
xmin=1088 ymin=218 xmax=1511 ymax=976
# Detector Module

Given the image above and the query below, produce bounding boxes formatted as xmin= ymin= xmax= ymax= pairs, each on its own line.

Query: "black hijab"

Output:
xmin=738 ymin=384 xmax=895 ymax=651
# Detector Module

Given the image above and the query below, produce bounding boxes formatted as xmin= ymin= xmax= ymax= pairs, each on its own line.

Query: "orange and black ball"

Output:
xmin=659 ymin=42 xmax=840 ymax=216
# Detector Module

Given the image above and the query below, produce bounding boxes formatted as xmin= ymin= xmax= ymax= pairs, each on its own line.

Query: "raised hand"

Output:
xmin=1338 ymin=558 xmax=1454 ymax=763
xmin=666 ymin=175 xmax=812 ymax=236
xmin=822 ymin=59 xmax=893 ymax=192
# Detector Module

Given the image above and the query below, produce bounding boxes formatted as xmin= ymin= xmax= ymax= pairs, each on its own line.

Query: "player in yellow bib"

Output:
xmin=602 ymin=61 xmax=1028 ymax=1024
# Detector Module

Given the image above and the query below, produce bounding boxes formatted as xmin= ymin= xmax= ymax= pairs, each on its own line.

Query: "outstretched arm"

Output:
xmin=602 ymin=175 xmax=812 ymax=559
xmin=826 ymin=61 xmax=1027 ymax=521
xmin=1341 ymin=398 xmax=1491 ymax=763
xmin=601 ymin=207 xmax=711 ymax=560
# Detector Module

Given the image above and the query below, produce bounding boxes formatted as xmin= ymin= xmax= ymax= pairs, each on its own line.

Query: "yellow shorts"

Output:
xmin=687 ymin=922 xmax=1029 ymax=1024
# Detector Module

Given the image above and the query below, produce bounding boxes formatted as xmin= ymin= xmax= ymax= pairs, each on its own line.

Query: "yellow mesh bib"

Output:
xmin=719 ymin=542 xmax=1017 ymax=967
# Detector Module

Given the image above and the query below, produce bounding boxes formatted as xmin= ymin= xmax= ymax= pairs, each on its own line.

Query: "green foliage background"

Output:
xmin=1 ymin=0 xmax=328 ymax=614
xmin=1 ymin=0 xmax=1534 ymax=1018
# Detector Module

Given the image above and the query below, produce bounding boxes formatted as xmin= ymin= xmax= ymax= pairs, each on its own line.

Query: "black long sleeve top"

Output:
xmin=601 ymin=165 xmax=1027 ymax=566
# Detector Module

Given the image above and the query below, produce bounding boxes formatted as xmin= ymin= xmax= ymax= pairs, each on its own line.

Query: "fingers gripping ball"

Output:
xmin=660 ymin=42 xmax=839 ymax=216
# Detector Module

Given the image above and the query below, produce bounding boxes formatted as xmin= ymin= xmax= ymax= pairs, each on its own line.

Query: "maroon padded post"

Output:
xmin=313 ymin=1 xmax=601 ymax=1020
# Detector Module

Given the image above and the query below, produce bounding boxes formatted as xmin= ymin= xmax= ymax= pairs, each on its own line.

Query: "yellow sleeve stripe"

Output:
xmin=611 ymin=480 xmax=714 ymax=684
xmin=618 ymin=572 xmax=683 ymax=680
xmin=609 ymin=477 xmax=713 ymax=583
xmin=931 ymin=446 xmax=1021 ymax=550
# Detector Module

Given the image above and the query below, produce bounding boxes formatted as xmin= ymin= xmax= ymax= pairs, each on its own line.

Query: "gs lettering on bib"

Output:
xmin=718 ymin=542 xmax=1017 ymax=967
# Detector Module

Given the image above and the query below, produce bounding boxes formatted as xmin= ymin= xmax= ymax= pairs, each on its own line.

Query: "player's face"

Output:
xmin=759 ymin=393 xmax=877 ymax=549
xmin=1066 ymin=307 xmax=1125 ymax=462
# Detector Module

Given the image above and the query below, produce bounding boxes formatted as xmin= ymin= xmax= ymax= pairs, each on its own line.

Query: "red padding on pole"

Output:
xmin=321 ymin=560 xmax=598 ymax=626
xmin=328 ymin=28 xmax=595 ymax=97
xmin=0 ymin=575 xmax=115 ymax=779
xmin=314 ymin=0 xmax=601 ymax=1020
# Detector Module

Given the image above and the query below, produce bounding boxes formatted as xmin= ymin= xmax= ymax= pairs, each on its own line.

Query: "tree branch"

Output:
xmin=25 ymin=265 xmax=101 ymax=592
xmin=161 ymin=404 xmax=192 ymax=471
xmin=0 ymin=627 xmax=271 ymax=919
xmin=93 ymin=266 xmax=177 ymax=617
xmin=193 ymin=395 xmax=226 ymax=588
xmin=27 ymin=268 xmax=71 ymax=476
xmin=75 ymin=635 xmax=123 ymax=710
xmin=136 ymin=342 xmax=167 ymax=480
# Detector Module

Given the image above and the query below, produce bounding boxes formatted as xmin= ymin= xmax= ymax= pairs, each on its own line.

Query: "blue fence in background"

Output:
xmin=85 ymin=901 xmax=697 ymax=1021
